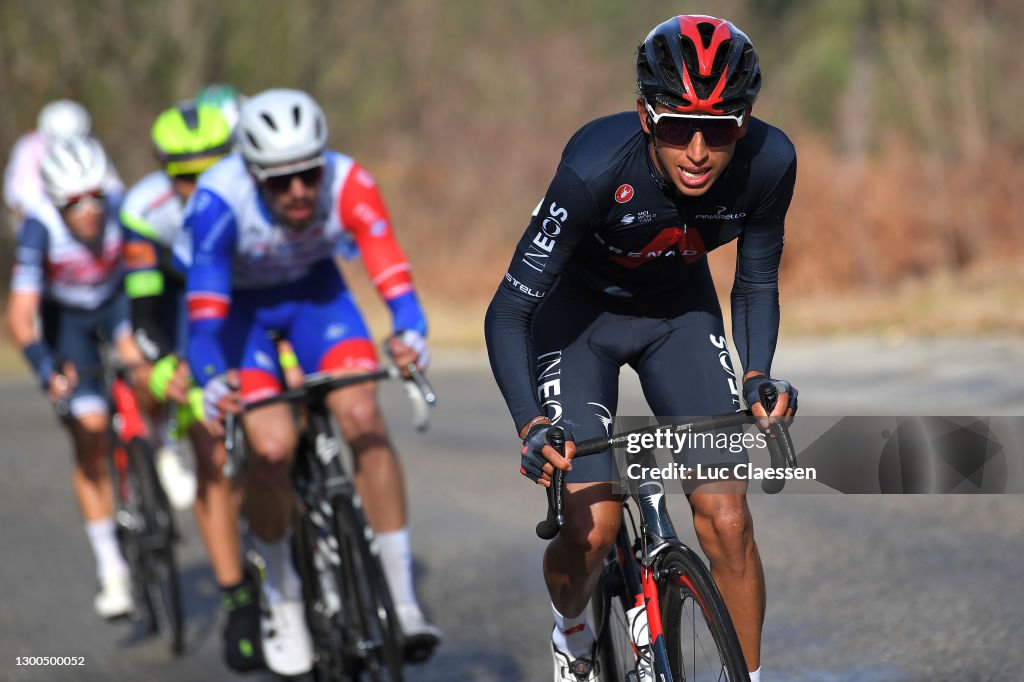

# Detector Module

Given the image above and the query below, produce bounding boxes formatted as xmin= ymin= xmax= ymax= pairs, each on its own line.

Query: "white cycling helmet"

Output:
xmin=37 ymin=100 xmax=92 ymax=141
xmin=41 ymin=136 xmax=110 ymax=206
xmin=237 ymin=89 xmax=328 ymax=174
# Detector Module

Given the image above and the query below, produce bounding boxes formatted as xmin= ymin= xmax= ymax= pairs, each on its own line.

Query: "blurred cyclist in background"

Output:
xmin=119 ymin=100 xmax=264 ymax=671
xmin=6 ymin=135 xmax=146 ymax=619
xmin=196 ymin=83 xmax=245 ymax=134
xmin=3 ymin=100 xmax=122 ymax=229
xmin=183 ymin=88 xmax=441 ymax=675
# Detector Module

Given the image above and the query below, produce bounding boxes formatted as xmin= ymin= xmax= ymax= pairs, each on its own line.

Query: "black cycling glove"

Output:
xmin=520 ymin=424 xmax=574 ymax=483
xmin=743 ymin=375 xmax=799 ymax=415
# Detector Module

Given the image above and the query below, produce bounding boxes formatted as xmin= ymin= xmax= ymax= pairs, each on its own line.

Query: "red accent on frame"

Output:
xmin=642 ymin=565 xmax=666 ymax=642
xmin=111 ymin=376 xmax=149 ymax=442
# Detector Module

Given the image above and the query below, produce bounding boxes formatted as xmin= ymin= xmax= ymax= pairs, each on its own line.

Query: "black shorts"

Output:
xmin=531 ymin=272 xmax=745 ymax=484
xmin=42 ymin=291 xmax=131 ymax=418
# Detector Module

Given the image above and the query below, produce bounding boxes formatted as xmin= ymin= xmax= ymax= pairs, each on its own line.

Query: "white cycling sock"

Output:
xmin=251 ymin=531 xmax=302 ymax=606
xmin=85 ymin=518 xmax=128 ymax=580
xmin=376 ymin=528 xmax=417 ymax=608
xmin=551 ymin=603 xmax=595 ymax=659
xmin=749 ymin=666 xmax=762 ymax=682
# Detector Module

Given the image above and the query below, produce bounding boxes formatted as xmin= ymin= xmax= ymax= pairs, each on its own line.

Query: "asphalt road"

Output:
xmin=1 ymin=337 xmax=1022 ymax=681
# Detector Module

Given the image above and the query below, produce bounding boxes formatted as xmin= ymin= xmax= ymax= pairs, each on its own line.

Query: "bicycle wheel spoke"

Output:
xmin=658 ymin=548 xmax=747 ymax=681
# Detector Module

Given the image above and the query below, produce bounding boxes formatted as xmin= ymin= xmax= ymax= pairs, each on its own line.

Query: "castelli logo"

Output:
xmin=614 ymin=184 xmax=634 ymax=203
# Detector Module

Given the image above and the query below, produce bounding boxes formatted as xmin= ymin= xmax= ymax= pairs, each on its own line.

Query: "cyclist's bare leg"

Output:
xmin=689 ymin=480 xmax=764 ymax=672
xmin=68 ymin=412 xmax=114 ymax=522
xmin=326 ymin=382 xmax=406 ymax=532
xmin=542 ymin=481 xmax=622 ymax=618
xmin=190 ymin=421 xmax=242 ymax=586
xmin=241 ymin=403 xmax=298 ymax=542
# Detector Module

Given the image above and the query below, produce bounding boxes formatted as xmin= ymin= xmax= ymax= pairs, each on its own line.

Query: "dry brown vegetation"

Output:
xmin=2 ymin=0 xmax=1022 ymax=348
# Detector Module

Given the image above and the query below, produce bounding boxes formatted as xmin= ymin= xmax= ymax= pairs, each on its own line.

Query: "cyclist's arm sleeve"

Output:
xmin=120 ymin=216 xmax=172 ymax=360
xmin=185 ymin=189 xmax=237 ymax=386
xmin=484 ymin=164 xmax=595 ymax=433
xmin=3 ymin=136 xmax=39 ymax=216
xmin=9 ymin=220 xmax=54 ymax=382
xmin=730 ymin=155 xmax=796 ymax=377
xmin=338 ymin=163 xmax=426 ymax=336
xmin=10 ymin=218 xmax=48 ymax=298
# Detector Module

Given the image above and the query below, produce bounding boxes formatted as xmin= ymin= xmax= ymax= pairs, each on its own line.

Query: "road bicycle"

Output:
xmin=58 ymin=361 xmax=185 ymax=655
xmin=225 ymin=362 xmax=436 ymax=681
xmin=536 ymin=385 xmax=796 ymax=681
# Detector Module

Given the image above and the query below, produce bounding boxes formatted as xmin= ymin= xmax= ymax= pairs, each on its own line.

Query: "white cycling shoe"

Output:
xmin=552 ymin=640 xmax=602 ymax=682
xmin=156 ymin=445 xmax=196 ymax=511
xmin=396 ymin=602 xmax=443 ymax=662
xmin=261 ymin=599 xmax=314 ymax=676
xmin=93 ymin=572 xmax=133 ymax=619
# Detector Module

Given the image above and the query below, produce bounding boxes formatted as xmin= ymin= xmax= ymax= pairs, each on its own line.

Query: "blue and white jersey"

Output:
xmin=11 ymin=195 xmax=124 ymax=310
xmin=175 ymin=152 xmax=357 ymax=288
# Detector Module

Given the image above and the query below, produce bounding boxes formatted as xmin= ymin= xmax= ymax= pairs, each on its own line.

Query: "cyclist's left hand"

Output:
xmin=743 ymin=373 xmax=798 ymax=426
xmin=387 ymin=330 xmax=430 ymax=374
xmin=202 ymin=370 xmax=241 ymax=437
xmin=165 ymin=360 xmax=191 ymax=404
xmin=48 ymin=361 xmax=77 ymax=404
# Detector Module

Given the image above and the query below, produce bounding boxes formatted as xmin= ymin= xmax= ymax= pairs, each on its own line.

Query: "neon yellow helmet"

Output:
xmin=151 ymin=101 xmax=233 ymax=177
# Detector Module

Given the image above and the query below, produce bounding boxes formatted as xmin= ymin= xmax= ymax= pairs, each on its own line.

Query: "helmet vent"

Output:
xmin=261 ymin=113 xmax=277 ymax=131
xmin=651 ymin=36 xmax=680 ymax=91
xmin=711 ymin=39 xmax=732 ymax=74
xmin=245 ymin=131 xmax=261 ymax=150
xmin=181 ymin=102 xmax=200 ymax=130
xmin=696 ymin=22 xmax=717 ymax=50
xmin=292 ymin=105 xmax=302 ymax=127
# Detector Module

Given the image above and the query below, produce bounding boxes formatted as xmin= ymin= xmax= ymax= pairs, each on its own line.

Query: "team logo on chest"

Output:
xmin=606 ymin=226 xmax=706 ymax=269
xmin=614 ymin=184 xmax=635 ymax=204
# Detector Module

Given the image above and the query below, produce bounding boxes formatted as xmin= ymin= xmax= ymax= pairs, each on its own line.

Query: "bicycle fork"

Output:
xmin=634 ymin=480 xmax=680 ymax=682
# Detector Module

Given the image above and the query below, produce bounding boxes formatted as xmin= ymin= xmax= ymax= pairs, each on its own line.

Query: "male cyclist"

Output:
xmin=183 ymin=88 xmax=441 ymax=676
xmin=3 ymin=100 xmax=122 ymax=229
xmin=119 ymin=100 xmax=264 ymax=671
xmin=7 ymin=135 xmax=145 ymax=619
xmin=485 ymin=15 xmax=798 ymax=682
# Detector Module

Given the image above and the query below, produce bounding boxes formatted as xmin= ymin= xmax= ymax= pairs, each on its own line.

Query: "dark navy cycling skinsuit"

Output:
xmin=485 ymin=111 xmax=796 ymax=483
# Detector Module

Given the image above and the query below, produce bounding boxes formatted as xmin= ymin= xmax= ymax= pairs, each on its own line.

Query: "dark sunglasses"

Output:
xmin=261 ymin=166 xmax=324 ymax=194
xmin=171 ymin=172 xmax=199 ymax=183
xmin=59 ymin=190 xmax=105 ymax=212
xmin=645 ymin=102 xmax=744 ymax=148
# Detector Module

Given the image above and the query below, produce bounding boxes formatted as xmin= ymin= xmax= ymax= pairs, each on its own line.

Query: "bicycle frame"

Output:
xmin=223 ymin=363 xmax=436 ymax=679
xmin=539 ymin=401 xmax=796 ymax=681
xmin=617 ymin=467 xmax=727 ymax=680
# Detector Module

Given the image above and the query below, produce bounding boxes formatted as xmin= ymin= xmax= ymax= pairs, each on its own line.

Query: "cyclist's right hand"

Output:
xmin=520 ymin=421 xmax=575 ymax=487
xmin=201 ymin=370 xmax=241 ymax=436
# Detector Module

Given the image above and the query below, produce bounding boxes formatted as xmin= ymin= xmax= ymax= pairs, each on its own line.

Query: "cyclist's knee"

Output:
xmin=247 ymin=432 xmax=297 ymax=478
xmin=192 ymin=433 xmax=228 ymax=482
xmin=75 ymin=411 xmax=108 ymax=437
xmin=694 ymin=503 xmax=753 ymax=570
xmin=334 ymin=395 xmax=388 ymax=454
xmin=560 ymin=488 xmax=621 ymax=556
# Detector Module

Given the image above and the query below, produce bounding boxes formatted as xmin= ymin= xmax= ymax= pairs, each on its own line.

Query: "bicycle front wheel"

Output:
xmin=127 ymin=437 xmax=185 ymax=655
xmin=592 ymin=557 xmax=638 ymax=680
xmin=332 ymin=494 xmax=404 ymax=682
xmin=657 ymin=546 xmax=748 ymax=681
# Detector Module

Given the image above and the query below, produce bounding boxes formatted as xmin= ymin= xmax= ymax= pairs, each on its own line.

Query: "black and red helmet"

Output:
xmin=637 ymin=15 xmax=761 ymax=115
